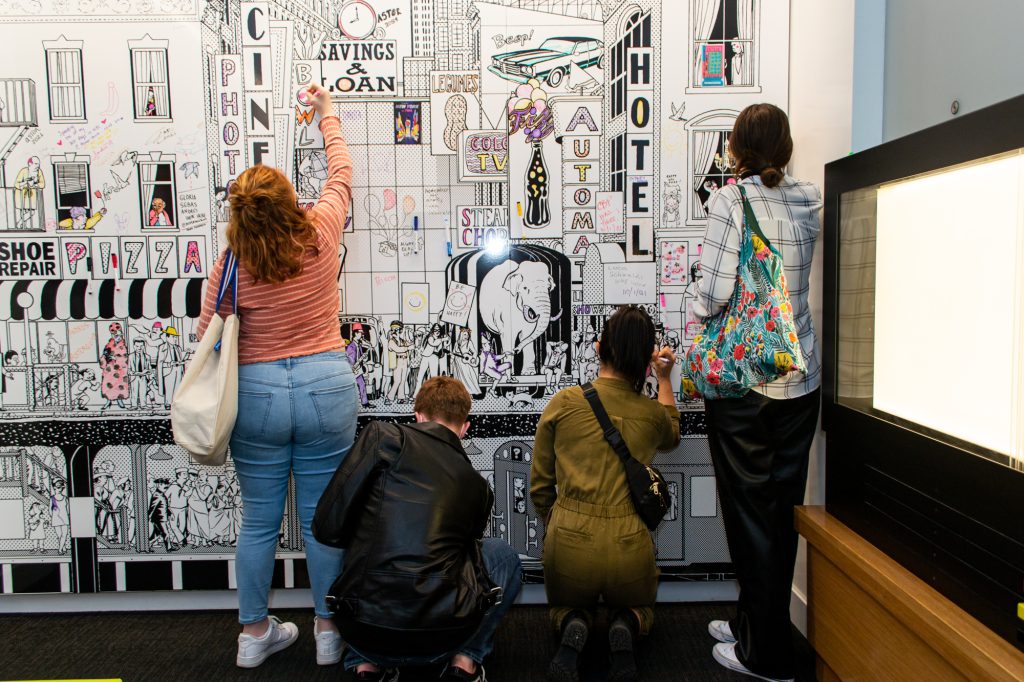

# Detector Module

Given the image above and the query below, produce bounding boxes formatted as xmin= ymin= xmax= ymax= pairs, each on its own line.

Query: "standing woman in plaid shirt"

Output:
xmin=693 ymin=103 xmax=822 ymax=682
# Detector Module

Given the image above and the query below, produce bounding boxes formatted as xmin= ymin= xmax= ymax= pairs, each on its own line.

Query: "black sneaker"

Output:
xmin=354 ymin=668 xmax=400 ymax=682
xmin=607 ymin=611 xmax=639 ymax=682
xmin=547 ymin=614 xmax=588 ymax=682
xmin=439 ymin=663 xmax=486 ymax=681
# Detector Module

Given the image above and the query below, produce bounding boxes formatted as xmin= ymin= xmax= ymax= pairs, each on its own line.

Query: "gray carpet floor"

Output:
xmin=1 ymin=603 xmax=816 ymax=681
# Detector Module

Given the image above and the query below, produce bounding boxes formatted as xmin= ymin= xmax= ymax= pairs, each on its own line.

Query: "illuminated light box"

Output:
xmin=823 ymin=94 xmax=1024 ymax=652
xmin=872 ymin=152 xmax=1024 ymax=463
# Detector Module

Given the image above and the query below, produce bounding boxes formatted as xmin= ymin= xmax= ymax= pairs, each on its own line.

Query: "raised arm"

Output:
xmin=652 ymin=346 xmax=682 ymax=451
xmin=305 ymin=83 xmax=352 ymax=247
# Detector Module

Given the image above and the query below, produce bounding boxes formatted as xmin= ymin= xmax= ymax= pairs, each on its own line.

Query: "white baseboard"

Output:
xmin=0 ymin=581 xmax=741 ymax=614
xmin=790 ymin=584 xmax=808 ymax=636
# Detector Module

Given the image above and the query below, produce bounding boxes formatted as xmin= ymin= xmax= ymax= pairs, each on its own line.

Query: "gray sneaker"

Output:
xmin=236 ymin=616 xmax=299 ymax=668
xmin=548 ymin=615 xmax=588 ymax=682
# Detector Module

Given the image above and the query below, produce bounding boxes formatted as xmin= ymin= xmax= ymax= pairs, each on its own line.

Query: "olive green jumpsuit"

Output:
xmin=531 ymin=377 xmax=680 ymax=634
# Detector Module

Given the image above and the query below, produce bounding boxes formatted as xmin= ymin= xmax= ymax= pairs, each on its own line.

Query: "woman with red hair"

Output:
xmin=197 ymin=83 xmax=357 ymax=670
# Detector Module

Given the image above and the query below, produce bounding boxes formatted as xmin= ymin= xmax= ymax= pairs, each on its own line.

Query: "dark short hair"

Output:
xmin=414 ymin=376 xmax=471 ymax=425
xmin=729 ymin=103 xmax=793 ymax=189
xmin=598 ymin=306 xmax=655 ymax=394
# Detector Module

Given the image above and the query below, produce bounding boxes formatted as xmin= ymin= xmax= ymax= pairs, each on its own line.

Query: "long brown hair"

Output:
xmin=729 ymin=103 xmax=793 ymax=189
xmin=226 ymin=165 xmax=319 ymax=284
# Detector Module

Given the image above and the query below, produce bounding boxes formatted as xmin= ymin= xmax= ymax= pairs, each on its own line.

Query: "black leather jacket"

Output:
xmin=313 ymin=421 xmax=496 ymax=657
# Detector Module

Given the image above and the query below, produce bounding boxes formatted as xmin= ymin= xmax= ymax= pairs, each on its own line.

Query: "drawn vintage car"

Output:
xmin=489 ymin=37 xmax=604 ymax=87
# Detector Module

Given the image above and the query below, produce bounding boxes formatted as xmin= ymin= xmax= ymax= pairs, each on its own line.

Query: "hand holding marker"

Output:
xmin=652 ymin=346 xmax=676 ymax=380
xmin=303 ymin=83 xmax=334 ymax=119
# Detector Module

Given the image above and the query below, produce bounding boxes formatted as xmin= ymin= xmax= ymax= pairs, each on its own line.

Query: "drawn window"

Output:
xmin=610 ymin=10 xmax=651 ymax=120
xmin=44 ymin=47 xmax=85 ymax=121
xmin=53 ymin=161 xmax=91 ymax=224
xmin=610 ymin=11 xmax=639 ymax=119
xmin=139 ymin=160 xmax=176 ymax=229
xmin=691 ymin=129 xmax=733 ymax=220
xmin=691 ymin=0 xmax=757 ymax=89
xmin=611 ymin=132 xmax=626 ymax=194
xmin=130 ymin=44 xmax=171 ymax=120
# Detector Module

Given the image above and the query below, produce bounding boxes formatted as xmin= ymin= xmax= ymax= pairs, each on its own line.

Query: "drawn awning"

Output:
xmin=0 ymin=278 xmax=205 ymax=321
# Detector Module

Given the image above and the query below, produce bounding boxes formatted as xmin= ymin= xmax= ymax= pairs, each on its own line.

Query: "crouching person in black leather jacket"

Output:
xmin=313 ymin=376 xmax=523 ymax=682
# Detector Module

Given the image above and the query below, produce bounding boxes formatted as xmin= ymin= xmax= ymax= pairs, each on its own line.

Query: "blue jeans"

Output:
xmin=344 ymin=539 xmax=523 ymax=670
xmin=231 ymin=351 xmax=358 ymax=624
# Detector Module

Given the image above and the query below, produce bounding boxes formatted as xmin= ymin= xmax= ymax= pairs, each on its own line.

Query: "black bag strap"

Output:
xmin=581 ymin=382 xmax=632 ymax=466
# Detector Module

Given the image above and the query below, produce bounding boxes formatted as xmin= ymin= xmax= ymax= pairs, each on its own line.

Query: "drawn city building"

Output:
xmin=0 ymin=77 xmax=41 ymax=232
xmin=0 ymin=0 xmax=791 ymax=593
xmin=688 ymin=0 xmax=761 ymax=92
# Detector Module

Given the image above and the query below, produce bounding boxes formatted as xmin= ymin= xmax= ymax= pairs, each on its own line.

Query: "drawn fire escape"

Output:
xmin=0 ymin=78 xmax=41 ymax=231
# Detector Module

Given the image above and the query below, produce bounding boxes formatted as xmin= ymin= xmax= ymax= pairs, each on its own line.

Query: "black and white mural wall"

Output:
xmin=0 ymin=0 xmax=788 ymax=595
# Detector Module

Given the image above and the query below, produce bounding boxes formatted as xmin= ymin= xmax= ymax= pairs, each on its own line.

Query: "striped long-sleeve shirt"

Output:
xmin=197 ymin=116 xmax=352 ymax=365
xmin=694 ymin=175 xmax=823 ymax=399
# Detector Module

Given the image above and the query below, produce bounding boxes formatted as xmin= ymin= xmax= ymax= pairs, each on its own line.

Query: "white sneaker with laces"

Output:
xmin=712 ymin=642 xmax=794 ymax=682
xmin=236 ymin=616 xmax=299 ymax=668
xmin=314 ymin=616 xmax=344 ymax=665
xmin=708 ymin=619 xmax=737 ymax=643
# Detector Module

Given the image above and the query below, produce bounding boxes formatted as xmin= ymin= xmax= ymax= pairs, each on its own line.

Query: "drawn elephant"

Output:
xmin=479 ymin=260 xmax=557 ymax=375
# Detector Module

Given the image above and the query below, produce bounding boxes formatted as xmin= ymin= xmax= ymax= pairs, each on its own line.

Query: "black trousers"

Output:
xmin=705 ymin=388 xmax=820 ymax=679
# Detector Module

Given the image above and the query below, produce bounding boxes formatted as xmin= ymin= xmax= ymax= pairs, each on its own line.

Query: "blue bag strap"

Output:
xmin=213 ymin=250 xmax=238 ymax=352
xmin=214 ymin=250 xmax=238 ymax=313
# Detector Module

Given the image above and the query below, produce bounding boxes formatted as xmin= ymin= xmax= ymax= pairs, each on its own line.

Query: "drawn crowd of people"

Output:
xmin=145 ymin=466 xmax=241 ymax=552
xmin=0 ymin=319 xmax=192 ymax=415
xmin=350 ymin=319 xmax=540 ymax=407
xmin=335 ymin=316 xmax=681 ymax=411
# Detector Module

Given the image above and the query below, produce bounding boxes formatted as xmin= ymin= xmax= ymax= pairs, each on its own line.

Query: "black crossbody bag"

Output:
xmin=581 ymin=383 xmax=670 ymax=531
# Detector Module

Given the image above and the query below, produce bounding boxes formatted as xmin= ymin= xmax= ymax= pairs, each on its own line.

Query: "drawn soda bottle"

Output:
xmin=524 ymin=140 xmax=550 ymax=228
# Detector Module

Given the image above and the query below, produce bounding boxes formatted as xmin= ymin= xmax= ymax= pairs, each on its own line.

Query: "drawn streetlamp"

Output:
xmin=16 ymin=291 xmax=34 ymax=409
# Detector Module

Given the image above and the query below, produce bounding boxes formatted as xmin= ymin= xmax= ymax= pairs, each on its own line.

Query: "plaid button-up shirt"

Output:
xmin=694 ymin=175 xmax=823 ymax=399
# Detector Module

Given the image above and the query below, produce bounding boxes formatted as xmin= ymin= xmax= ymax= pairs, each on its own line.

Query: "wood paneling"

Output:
xmin=796 ymin=506 xmax=1024 ymax=681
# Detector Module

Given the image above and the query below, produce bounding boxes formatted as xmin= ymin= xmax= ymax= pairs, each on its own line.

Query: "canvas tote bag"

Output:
xmin=171 ymin=251 xmax=239 ymax=465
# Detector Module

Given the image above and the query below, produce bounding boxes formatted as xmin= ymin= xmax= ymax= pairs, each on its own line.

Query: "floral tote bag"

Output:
xmin=683 ymin=185 xmax=807 ymax=400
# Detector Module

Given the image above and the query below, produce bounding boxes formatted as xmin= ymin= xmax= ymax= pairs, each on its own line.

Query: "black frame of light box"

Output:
xmin=822 ymin=94 xmax=1024 ymax=650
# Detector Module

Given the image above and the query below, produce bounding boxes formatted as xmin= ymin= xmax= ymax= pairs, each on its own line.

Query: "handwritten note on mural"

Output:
xmin=177 ymin=191 xmax=206 ymax=232
xmin=604 ymin=262 xmax=656 ymax=304
xmin=440 ymin=281 xmax=477 ymax=327
xmin=596 ymin=191 xmax=624 ymax=234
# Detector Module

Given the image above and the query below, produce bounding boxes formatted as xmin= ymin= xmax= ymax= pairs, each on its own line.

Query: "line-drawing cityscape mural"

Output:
xmin=0 ymin=0 xmax=789 ymax=595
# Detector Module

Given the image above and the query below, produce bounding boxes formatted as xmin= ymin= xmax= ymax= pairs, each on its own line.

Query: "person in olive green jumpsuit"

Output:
xmin=531 ymin=306 xmax=680 ymax=682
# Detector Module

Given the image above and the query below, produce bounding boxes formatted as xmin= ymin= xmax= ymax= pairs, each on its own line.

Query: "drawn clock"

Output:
xmin=338 ymin=0 xmax=377 ymax=40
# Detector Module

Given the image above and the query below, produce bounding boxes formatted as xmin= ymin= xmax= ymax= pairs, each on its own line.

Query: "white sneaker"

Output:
xmin=236 ymin=616 xmax=299 ymax=668
xmin=708 ymin=619 xmax=737 ymax=643
xmin=712 ymin=642 xmax=794 ymax=682
xmin=314 ymin=616 xmax=344 ymax=665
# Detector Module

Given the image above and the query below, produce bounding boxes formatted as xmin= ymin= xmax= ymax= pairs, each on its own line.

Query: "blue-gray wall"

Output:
xmin=853 ymin=0 xmax=1024 ymax=150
